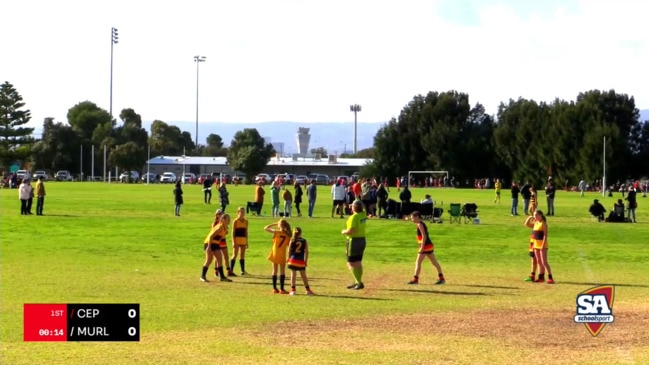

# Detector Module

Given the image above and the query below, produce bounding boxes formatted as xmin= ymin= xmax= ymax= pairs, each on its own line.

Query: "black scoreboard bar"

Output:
xmin=67 ymin=304 xmax=139 ymax=341
xmin=24 ymin=303 xmax=140 ymax=342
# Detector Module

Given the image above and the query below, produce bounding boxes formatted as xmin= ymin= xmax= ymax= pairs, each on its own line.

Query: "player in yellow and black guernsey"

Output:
xmin=230 ymin=207 xmax=249 ymax=276
xmin=287 ymin=227 xmax=315 ymax=295
xmin=407 ymin=211 xmax=445 ymax=285
xmin=265 ymin=219 xmax=292 ymax=294
xmin=201 ymin=214 xmax=232 ymax=282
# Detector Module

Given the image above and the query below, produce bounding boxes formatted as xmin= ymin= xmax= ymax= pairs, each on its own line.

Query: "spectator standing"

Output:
xmin=399 ymin=185 xmax=412 ymax=217
xmin=376 ymin=182 xmax=389 ymax=218
xmin=306 ymin=179 xmax=317 ymax=218
xmin=331 ymin=180 xmax=346 ymax=218
xmin=270 ymin=181 xmax=280 ymax=217
xmin=343 ymin=185 xmax=355 ymax=215
xmin=203 ymin=175 xmax=213 ymax=204
xmin=510 ymin=182 xmax=520 ymax=216
xmin=368 ymin=183 xmax=378 ymax=216
xmin=545 ymin=177 xmax=556 ymax=216
xmin=578 ymin=179 xmax=586 ymax=197
xmin=626 ymin=187 xmax=637 ymax=223
xmin=294 ymin=182 xmax=303 ymax=217
xmin=35 ymin=175 xmax=46 ymax=215
xmin=360 ymin=178 xmax=372 ymax=212
xmin=521 ymin=181 xmax=531 ymax=215
xmin=529 ymin=186 xmax=537 ymax=215
xmin=352 ymin=180 xmax=362 ymax=199
xmin=361 ymin=178 xmax=372 ymax=209
xmin=283 ymin=187 xmax=293 ymax=217
xmin=173 ymin=180 xmax=183 ymax=216
xmin=19 ymin=178 xmax=32 ymax=215
xmin=254 ymin=181 xmax=265 ymax=216
xmin=218 ymin=182 xmax=229 ymax=213
xmin=26 ymin=180 xmax=34 ymax=214
xmin=494 ymin=178 xmax=502 ymax=204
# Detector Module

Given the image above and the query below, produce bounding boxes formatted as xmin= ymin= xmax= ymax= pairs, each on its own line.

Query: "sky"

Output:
xmin=2 ymin=0 xmax=648 ymax=134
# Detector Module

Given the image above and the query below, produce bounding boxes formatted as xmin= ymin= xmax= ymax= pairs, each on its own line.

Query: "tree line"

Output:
xmin=0 ymin=82 xmax=276 ymax=180
xmin=365 ymin=90 xmax=649 ymax=188
xmin=1 ymin=81 xmax=647 ymax=186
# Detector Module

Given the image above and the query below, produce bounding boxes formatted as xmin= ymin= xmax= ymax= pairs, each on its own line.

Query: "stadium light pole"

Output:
xmin=602 ymin=136 xmax=606 ymax=197
xmin=110 ymin=27 xmax=118 ymax=118
xmin=350 ymin=104 xmax=361 ymax=154
xmin=194 ymin=55 xmax=206 ymax=148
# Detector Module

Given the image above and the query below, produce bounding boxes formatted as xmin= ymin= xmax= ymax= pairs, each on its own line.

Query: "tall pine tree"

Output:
xmin=0 ymin=82 xmax=34 ymax=168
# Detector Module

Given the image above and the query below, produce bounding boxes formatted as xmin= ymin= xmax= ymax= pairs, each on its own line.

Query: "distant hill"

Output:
xmin=143 ymin=121 xmax=386 ymax=154
xmin=640 ymin=109 xmax=649 ymax=122
xmin=144 ymin=111 xmax=649 ymax=153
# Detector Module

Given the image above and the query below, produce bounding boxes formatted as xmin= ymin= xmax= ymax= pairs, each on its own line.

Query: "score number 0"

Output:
xmin=128 ymin=308 xmax=138 ymax=337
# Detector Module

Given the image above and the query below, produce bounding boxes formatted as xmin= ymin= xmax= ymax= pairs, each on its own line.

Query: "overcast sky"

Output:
xmin=2 ymin=0 xmax=648 ymax=131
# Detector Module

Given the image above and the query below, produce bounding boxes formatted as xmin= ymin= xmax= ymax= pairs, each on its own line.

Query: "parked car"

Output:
xmin=273 ymin=173 xmax=295 ymax=184
xmin=182 ymin=173 xmax=197 ymax=184
xmin=336 ymin=176 xmax=350 ymax=186
xmin=16 ymin=170 xmax=29 ymax=180
xmin=296 ymin=175 xmax=309 ymax=185
xmin=33 ymin=171 xmax=49 ymax=180
xmin=211 ymin=173 xmax=231 ymax=184
xmin=55 ymin=170 xmax=73 ymax=181
xmin=119 ymin=171 xmax=140 ymax=183
xmin=197 ymin=174 xmax=211 ymax=185
xmin=232 ymin=174 xmax=243 ymax=184
xmin=160 ymin=172 xmax=177 ymax=183
xmin=308 ymin=173 xmax=330 ymax=185
xmin=141 ymin=172 xmax=157 ymax=183
xmin=255 ymin=173 xmax=272 ymax=184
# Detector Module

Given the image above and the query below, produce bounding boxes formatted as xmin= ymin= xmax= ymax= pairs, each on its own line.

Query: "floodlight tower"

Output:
xmin=350 ymin=104 xmax=362 ymax=154
xmin=194 ymin=55 xmax=206 ymax=147
xmin=110 ymin=27 xmax=118 ymax=117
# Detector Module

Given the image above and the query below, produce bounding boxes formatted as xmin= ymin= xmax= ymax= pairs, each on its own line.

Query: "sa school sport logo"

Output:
xmin=574 ymin=285 xmax=615 ymax=337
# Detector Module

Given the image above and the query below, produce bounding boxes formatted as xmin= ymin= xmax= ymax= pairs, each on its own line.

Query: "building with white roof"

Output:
xmin=144 ymin=154 xmax=372 ymax=179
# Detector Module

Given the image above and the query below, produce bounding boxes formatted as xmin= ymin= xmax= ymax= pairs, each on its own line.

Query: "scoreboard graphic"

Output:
xmin=24 ymin=303 xmax=140 ymax=342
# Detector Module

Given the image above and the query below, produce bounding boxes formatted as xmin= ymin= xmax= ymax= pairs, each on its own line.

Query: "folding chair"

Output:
xmin=432 ymin=207 xmax=444 ymax=223
xmin=386 ymin=199 xmax=400 ymax=219
xmin=448 ymin=203 xmax=462 ymax=223
xmin=401 ymin=202 xmax=414 ymax=217
xmin=409 ymin=202 xmax=423 ymax=217
xmin=462 ymin=203 xmax=479 ymax=224
xmin=419 ymin=203 xmax=433 ymax=221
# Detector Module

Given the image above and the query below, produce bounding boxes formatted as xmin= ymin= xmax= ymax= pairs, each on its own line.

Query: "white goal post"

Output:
xmin=408 ymin=170 xmax=449 ymax=187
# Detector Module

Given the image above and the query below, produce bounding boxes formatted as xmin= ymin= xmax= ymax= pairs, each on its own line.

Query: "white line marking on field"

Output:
xmin=577 ymin=249 xmax=596 ymax=282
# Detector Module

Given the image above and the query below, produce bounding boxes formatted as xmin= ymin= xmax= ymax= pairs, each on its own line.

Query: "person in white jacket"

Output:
xmin=331 ymin=180 xmax=347 ymax=218
xmin=19 ymin=179 xmax=33 ymax=215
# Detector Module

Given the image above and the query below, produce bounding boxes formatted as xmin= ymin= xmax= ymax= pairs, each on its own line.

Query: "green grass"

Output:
xmin=1 ymin=182 xmax=649 ymax=364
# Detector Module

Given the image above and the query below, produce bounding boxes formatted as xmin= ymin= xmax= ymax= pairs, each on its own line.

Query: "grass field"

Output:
xmin=1 ymin=182 xmax=648 ymax=365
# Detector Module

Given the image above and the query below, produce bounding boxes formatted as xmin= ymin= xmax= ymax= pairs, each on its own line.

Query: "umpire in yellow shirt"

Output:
xmin=35 ymin=176 xmax=46 ymax=215
xmin=341 ymin=199 xmax=367 ymax=290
